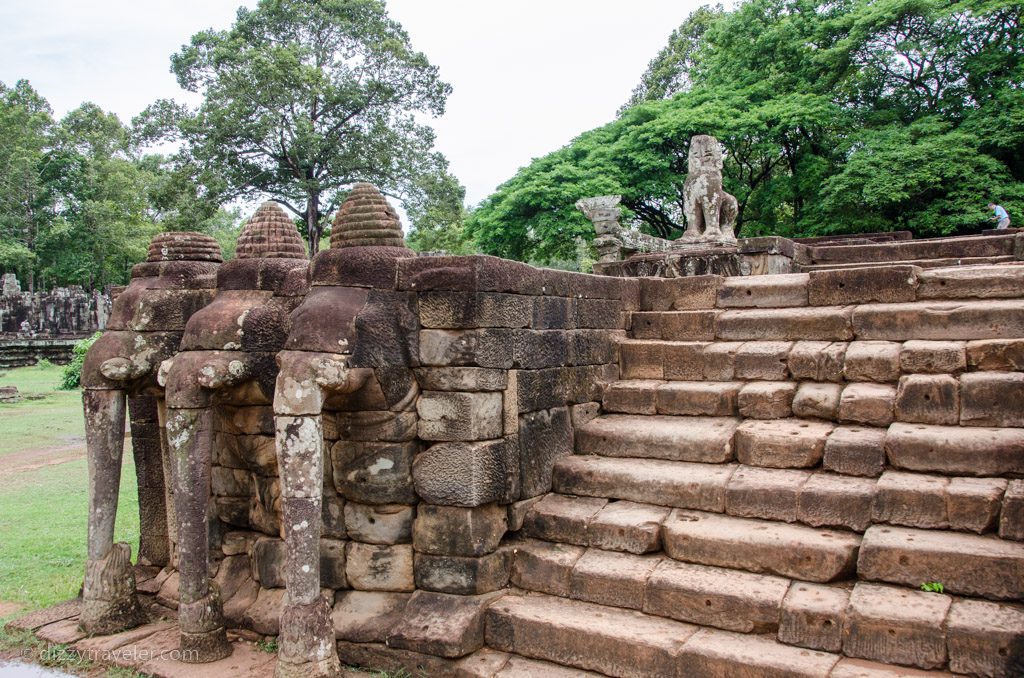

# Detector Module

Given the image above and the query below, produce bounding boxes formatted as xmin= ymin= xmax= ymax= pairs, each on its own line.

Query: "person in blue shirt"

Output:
xmin=989 ymin=202 xmax=1011 ymax=229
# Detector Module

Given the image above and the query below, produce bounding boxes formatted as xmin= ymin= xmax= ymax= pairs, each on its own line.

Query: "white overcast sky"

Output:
xmin=0 ymin=0 xmax=706 ymax=206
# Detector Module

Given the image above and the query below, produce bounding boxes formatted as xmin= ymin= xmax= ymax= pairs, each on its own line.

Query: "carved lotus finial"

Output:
xmin=330 ymin=183 xmax=408 ymax=249
xmin=147 ymin=232 xmax=223 ymax=263
xmin=236 ymin=202 xmax=308 ymax=259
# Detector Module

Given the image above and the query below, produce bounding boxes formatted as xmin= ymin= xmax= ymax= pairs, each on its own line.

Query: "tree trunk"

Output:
xmin=306 ymin=191 xmax=322 ymax=256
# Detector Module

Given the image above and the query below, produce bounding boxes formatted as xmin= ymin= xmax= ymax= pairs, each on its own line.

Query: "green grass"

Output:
xmin=0 ymin=362 xmax=85 ymax=457
xmin=0 ymin=456 xmax=140 ymax=608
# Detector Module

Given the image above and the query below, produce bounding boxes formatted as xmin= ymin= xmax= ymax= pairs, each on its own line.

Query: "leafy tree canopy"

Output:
xmin=467 ymin=0 xmax=1023 ymax=264
xmin=137 ymin=0 xmax=457 ymax=254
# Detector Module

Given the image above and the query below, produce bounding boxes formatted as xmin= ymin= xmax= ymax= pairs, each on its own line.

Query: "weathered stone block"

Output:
xmin=576 ymin=298 xmax=625 ymax=329
xmin=417 ymin=391 xmax=503 ymax=441
xmin=242 ymin=587 xmax=286 ymax=636
xmin=838 ymin=383 xmax=895 ymax=427
xmin=656 ymin=381 xmax=739 ymax=416
xmin=947 ymin=598 xmax=1024 ymax=678
xmin=779 ymin=583 xmax=849 ymax=652
xmin=807 ymin=266 xmax=918 ymax=306
xmin=735 ymin=419 xmax=834 ymax=468
xmin=569 ymin=548 xmax=660 ymax=611
xmin=587 ymin=501 xmax=669 ymax=554
xmin=702 ymin=342 xmax=743 ymax=380
xmin=412 ymin=503 xmax=507 ymax=557
xmin=737 ymin=381 xmax=795 ymax=419
xmin=344 ymin=503 xmax=414 ymax=544
xmin=252 ymin=537 xmax=287 ymax=588
xmin=960 ymin=371 xmax=1024 ymax=427
xmin=639 ymin=275 xmax=721 ymax=311
xmin=792 ymin=382 xmax=842 ymax=420
xmin=885 ymin=423 xmax=1024 ymax=476
xmin=419 ymin=329 xmax=514 ymax=368
xmin=211 ymin=467 xmax=252 ymax=497
xmin=659 ymin=310 xmax=718 ymax=340
xmin=643 ymin=559 xmax=789 ymax=634
xmin=603 ymin=380 xmax=659 ymax=414
xmin=899 ymin=340 xmax=966 ymax=374
xmin=345 ymin=542 xmax=414 ymax=592
xmin=387 ymin=590 xmax=502 ymax=659
xmin=662 ymin=342 xmax=709 ymax=380
xmin=332 ymin=590 xmax=411 ymax=643
xmin=947 ymin=477 xmax=1006 ymax=534
xmin=517 ymin=406 xmax=573 ymax=498
xmin=511 ymin=330 xmax=569 ymax=369
xmin=725 ymin=466 xmax=809 ymax=522
xmin=966 ymin=338 xmax=1024 ymax=371
xmin=842 ymin=583 xmax=950 ymax=670
xmin=788 ymin=341 xmax=846 ymax=382
xmin=509 ymin=539 xmax=584 ymax=598
xmin=733 ymin=341 xmax=792 ymax=380
xmin=522 ymin=494 xmax=607 ymax=546
xmin=532 ymin=296 xmax=576 ymax=329
xmin=798 ymin=472 xmax=874 ymax=532
xmin=718 ymin=274 xmax=808 ymax=308
xmin=413 ymin=438 xmax=519 ymax=507
xmin=417 ymin=291 xmax=532 ymax=329
xmin=567 ymin=329 xmax=616 ymax=365
xmin=853 ymin=299 xmax=1024 ymax=340
xmin=893 ymin=374 xmax=959 ymax=425
xmin=320 ymin=537 xmax=348 ymax=589
xmin=999 ymin=480 xmax=1024 ymax=541
xmin=716 ymin=307 xmax=852 ymax=341
xmin=872 ymin=471 xmax=948 ymax=529
xmin=331 ymin=440 xmax=416 ymax=505
xmin=844 ymin=341 xmax=901 ymax=382
xmin=413 ymin=367 xmax=507 ymax=392
xmin=918 ymin=264 xmax=1024 ymax=300
xmin=414 ymin=549 xmax=512 ymax=595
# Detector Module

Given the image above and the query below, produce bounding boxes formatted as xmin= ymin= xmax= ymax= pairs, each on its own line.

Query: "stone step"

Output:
xmin=629 ymin=306 xmax=855 ymax=342
xmin=802 ymin=254 xmax=1017 ymax=271
xmin=717 ymin=273 xmax=810 ymax=308
xmin=917 ymin=264 xmax=1024 ymax=300
xmin=858 ymin=525 xmax=1024 ymax=601
xmin=662 ymin=509 xmax=861 ymax=583
xmin=485 ymin=592 xmax=844 ymax=677
xmin=886 ymin=422 xmax=1024 ymax=476
xmin=806 ymin=234 xmax=1017 ymax=266
xmin=603 ymin=379 xmax=742 ymax=416
xmin=575 ymin=414 xmax=739 ymax=463
xmin=852 ymin=299 xmax=1024 ymax=341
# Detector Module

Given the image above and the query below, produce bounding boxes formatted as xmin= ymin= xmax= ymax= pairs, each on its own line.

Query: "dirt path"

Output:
xmin=0 ymin=442 xmax=86 ymax=484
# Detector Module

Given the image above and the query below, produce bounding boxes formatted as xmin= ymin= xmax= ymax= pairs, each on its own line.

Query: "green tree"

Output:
xmin=138 ymin=0 xmax=452 ymax=255
xmin=404 ymin=166 xmax=475 ymax=254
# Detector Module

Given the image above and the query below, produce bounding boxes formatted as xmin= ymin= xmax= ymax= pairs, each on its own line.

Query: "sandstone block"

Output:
xmin=947 ymin=477 xmax=1006 ymax=534
xmin=679 ymin=627 xmax=841 ymax=677
xmin=643 ymin=559 xmax=789 ymax=633
xmin=511 ymin=330 xmax=569 ymax=369
xmin=320 ymin=536 xmax=348 ymax=589
xmin=413 ymin=438 xmax=518 ymax=507
xmin=345 ymin=543 xmax=414 ymax=592
xmin=779 ymin=583 xmax=849 ymax=652
xmin=842 ymin=582 xmax=950 ymax=670
xmin=331 ymin=440 xmax=416 ymax=505
xmin=417 ymin=391 xmax=503 ymax=441
xmin=417 ymin=291 xmax=532 ymax=329
xmin=885 ymin=423 xmax=1024 ymax=476
xmin=844 ymin=341 xmax=901 ymax=382
xmin=602 ymin=380 xmax=657 ymax=414
xmin=1000 ymin=480 xmax=1024 ymax=541
xmin=960 ymin=371 xmax=1024 ymax=427
xmin=830 ymin=658 xmax=946 ymax=677
xmin=569 ymin=401 xmax=600 ymax=428
xmin=412 ymin=503 xmax=507 ymax=557
xmin=211 ymin=467 xmax=252 ymax=497
xmin=656 ymin=381 xmax=740 ymax=416
xmin=484 ymin=594 xmax=696 ymax=678
xmin=858 ymin=525 xmax=1024 ymax=600
xmin=662 ymin=510 xmax=860 ymax=582
xmin=587 ymin=501 xmax=669 ymax=554
xmin=893 ymin=374 xmax=959 ymax=425
xmin=807 ymin=266 xmax=918 ymax=306
xmin=702 ymin=342 xmax=743 ymax=380
xmin=576 ymin=298 xmax=625 ymax=330
xmin=946 ymin=598 xmax=1024 ymax=678
xmin=522 ymin=494 xmax=606 ymax=546
xmin=569 ymin=549 xmax=660 ymax=610
xmin=792 ymin=382 xmax=843 ymax=420
xmin=252 ymin=537 xmax=287 ymax=588
xmin=872 ymin=471 xmax=949 ymax=529
xmin=332 ymin=590 xmax=411 ymax=643
xmin=639 ymin=275 xmax=721 ymax=311
xmin=798 ymin=471 xmax=875 ymax=532
xmin=517 ymin=406 xmax=573 ymax=498
xmin=344 ymin=503 xmax=414 ymax=545
xmin=576 ymin=414 xmax=738 ymax=463
xmin=788 ymin=341 xmax=846 ymax=382
xmin=658 ymin=310 xmax=719 ymax=341
xmin=552 ymin=455 xmax=733 ymax=513
xmin=899 ymin=340 xmax=966 ymax=374
xmin=242 ymin=587 xmax=286 ymax=636
xmin=733 ymin=341 xmax=793 ymax=380
xmin=662 ymin=341 xmax=709 ymax=380
xmin=510 ymin=539 xmax=585 ymax=597
xmin=838 ymin=383 xmax=895 ymax=427
xmin=918 ymin=264 xmax=1024 ymax=300
xmin=419 ymin=328 xmax=514 ymax=368
xmin=618 ymin=340 xmax=664 ymax=379
xmin=506 ymin=495 xmax=543 ymax=532
xmin=414 ymin=550 xmax=512 ymax=595
xmin=966 ymin=338 xmax=1024 ymax=371
xmin=387 ymin=590 xmax=502 ymax=658
xmin=735 ymin=418 xmax=834 ymax=468
xmin=716 ymin=307 xmax=853 ymax=341
xmin=737 ymin=381 xmax=796 ymax=419
xmin=414 ymin=367 xmax=507 ymax=392
xmin=725 ymin=466 xmax=810 ymax=522
xmin=717 ymin=273 xmax=808 ymax=308
xmin=853 ymin=299 xmax=1024 ymax=340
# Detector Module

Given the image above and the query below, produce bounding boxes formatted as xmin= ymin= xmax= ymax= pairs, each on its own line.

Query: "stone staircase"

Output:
xmin=490 ymin=264 xmax=1024 ymax=677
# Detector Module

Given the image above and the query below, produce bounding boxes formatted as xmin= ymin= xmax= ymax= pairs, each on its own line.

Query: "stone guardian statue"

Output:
xmin=682 ymin=134 xmax=738 ymax=243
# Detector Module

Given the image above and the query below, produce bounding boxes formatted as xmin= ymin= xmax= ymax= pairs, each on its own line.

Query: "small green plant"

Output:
xmin=36 ymin=358 xmax=54 ymax=369
xmin=257 ymin=637 xmax=279 ymax=654
xmin=59 ymin=331 xmax=102 ymax=390
xmin=921 ymin=581 xmax=945 ymax=593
